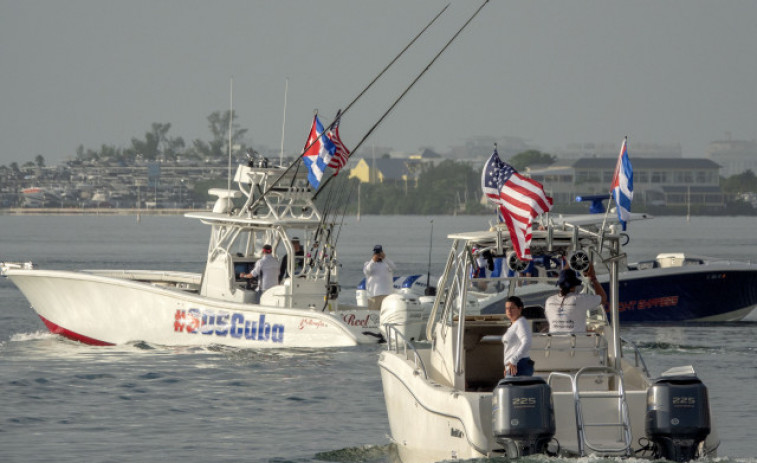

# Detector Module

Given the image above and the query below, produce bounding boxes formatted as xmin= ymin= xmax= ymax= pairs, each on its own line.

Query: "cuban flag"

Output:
xmin=302 ymin=115 xmax=336 ymax=189
xmin=481 ymin=148 xmax=553 ymax=260
xmin=611 ymin=137 xmax=633 ymax=230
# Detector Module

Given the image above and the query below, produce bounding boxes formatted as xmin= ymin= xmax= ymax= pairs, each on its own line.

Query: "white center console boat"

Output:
xmin=378 ymin=220 xmax=719 ymax=461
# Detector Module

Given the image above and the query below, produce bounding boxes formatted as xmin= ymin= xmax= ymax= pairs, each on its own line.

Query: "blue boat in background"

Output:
xmin=598 ymin=252 xmax=757 ymax=322
xmin=367 ymin=195 xmax=757 ymax=323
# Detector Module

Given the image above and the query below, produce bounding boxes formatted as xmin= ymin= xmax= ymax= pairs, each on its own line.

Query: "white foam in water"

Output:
xmin=10 ymin=330 xmax=56 ymax=342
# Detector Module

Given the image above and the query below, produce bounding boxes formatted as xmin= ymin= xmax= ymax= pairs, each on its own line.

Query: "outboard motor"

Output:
xmin=379 ymin=293 xmax=424 ymax=341
xmin=646 ymin=375 xmax=711 ymax=462
xmin=492 ymin=377 xmax=555 ymax=457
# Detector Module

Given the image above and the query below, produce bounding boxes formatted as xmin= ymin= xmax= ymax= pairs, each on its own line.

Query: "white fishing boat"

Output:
xmin=2 ymin=162 xmax=424 ymax=348
xmin=378 ymin=219 xmax=720 ymax=462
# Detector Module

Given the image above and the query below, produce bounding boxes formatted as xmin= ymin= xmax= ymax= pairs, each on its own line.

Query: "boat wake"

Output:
xmin=630 ymin=340 xmax=756 ymax=356
xmin=313 ymin=449 xmax=757 ymax=463
xmin=314 ymin=444 xmax=394 ymax=463
xmin=631 ymin=341 xmax=720 ymax=354
xmin=9 ymin=330 xmax=56 ymax=342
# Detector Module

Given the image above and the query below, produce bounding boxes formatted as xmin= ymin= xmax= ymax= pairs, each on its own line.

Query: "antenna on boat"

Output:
xmin=356 ymin=181 xmax=361 ymax=222
xmin=246 ymin=2 xmax=452 ymax=210
xmin=313 ymin=0 xmax=490 ymax=199
xmin=226 ymin=77 xmax=234 ymax=210
xmin=279 ymin=78 xmax=288 ymax=167
xmin=426 ymin=219 xmax=435 ymax=295
xmin=686 ymin=185 xmax=691 ymax=223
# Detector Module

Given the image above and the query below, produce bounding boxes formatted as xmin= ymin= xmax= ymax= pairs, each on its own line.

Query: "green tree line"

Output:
xmin=72 ymin=110 xmax=247 ymax=164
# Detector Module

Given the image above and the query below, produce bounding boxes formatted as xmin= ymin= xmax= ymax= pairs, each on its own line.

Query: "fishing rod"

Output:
xmin=315 ymin=0 xmax=490 ymax=261
xmin=313 ymin=0 xmax=490 ymax=199
xmin=337 ymin=3 xmax=450 ymax=123
xmin=247 ymin=3 xmax=451 ymax=212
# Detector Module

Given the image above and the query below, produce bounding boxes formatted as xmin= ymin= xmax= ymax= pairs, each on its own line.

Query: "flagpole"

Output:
xmin=314 ymin=0 xmax=491 ymax=199
xmin=226 ymin=77 xmax=233 ymax=204
xmin=279 ymin=78 xmax=288 ymax=167
xmin=246 ymin=3 xmax=452 ymax=211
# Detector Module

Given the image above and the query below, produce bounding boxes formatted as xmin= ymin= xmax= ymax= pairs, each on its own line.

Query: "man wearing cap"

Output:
xmin=241 ymin=244 xmax=280 ymax=293
xmin=544 ymin=262 xmax=607 ymax=334
xmin=363 ymin=245 xmax=396 ymax=310
xmin=279 ymin=237 xmax=304 ymax=282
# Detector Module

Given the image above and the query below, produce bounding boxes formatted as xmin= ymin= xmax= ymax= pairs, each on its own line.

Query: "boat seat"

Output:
xmin=531 ymin=333 xmax=607 ymax=370
xmin=531 ymin=333 xmax=609 ymax=391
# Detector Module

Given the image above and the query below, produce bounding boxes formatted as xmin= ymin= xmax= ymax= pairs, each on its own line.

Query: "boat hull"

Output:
xmin=481 ymin=264 xmax=757 ymax=323
xmin=379 ymin=350 xmax=493 ymax=461
xmin=6 ymin=269 xmax=376 ymax=348
xmin=608 ymin=265 xmax=757 ymax=322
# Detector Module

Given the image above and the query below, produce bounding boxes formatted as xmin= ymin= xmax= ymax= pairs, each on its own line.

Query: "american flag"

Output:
xmin=481 ymin=148 xmax=553 ymax=260
xmin=326 ymin=113 xmax=350 ymax=174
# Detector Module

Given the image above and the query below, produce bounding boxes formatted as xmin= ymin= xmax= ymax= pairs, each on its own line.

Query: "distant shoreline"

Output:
xmin=0 ymin=208 xmax=195 ymax=216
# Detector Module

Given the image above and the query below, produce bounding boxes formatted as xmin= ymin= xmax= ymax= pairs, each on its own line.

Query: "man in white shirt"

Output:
xmin=362 ymin=245 xmax=396 ymax=310
xmin=241 ymin=244 xmax=280 ymax=293
xmin=544 ymin=264 xmax=607 ymax=334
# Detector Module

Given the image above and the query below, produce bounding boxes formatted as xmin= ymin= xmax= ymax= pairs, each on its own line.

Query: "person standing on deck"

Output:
xmin=279 ymin=237 xmax=304 ymax=282
xmin=544 ymin=263 xmax=607 ymax=333
xmin=241 ymin=244 xmax=280 ymax=293
xmin=363 ymin=245 xmax=396 ymax=310
xmin=502 ymin=296 xmax=534 ymax=377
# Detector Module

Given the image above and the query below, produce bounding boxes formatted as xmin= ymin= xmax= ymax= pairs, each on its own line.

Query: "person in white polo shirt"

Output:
xmin=545 ymin=263 xmax=607 ymax=334
xmin=362 ymin=244 xmax=396 ymax=310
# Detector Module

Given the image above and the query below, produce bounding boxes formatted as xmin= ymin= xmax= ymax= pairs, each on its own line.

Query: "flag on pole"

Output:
xmin=481 ymin=148 xmax=553 ymax=260
xmin=326 ymin=113 xmax=350 ymax=175
xmin=610 ymin=137 xmax=633 ymax=230
xmin=302 ymin=115 xmax=336 ymax=189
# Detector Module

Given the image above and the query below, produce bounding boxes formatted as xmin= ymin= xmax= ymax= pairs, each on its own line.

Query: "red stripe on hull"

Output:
xmin=39 ymin=315 xmax=113 ymax=346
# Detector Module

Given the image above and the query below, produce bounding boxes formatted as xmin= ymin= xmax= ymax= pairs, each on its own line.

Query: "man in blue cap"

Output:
xmin=544 ymin=262 xmax=607 ymax=333
xmin=362 ymin=244 xmax=397 ymax=310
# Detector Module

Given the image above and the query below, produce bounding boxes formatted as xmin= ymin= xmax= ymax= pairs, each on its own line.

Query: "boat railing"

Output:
xmin=384 ymin=323 xmax=428 ymax=379
xmin=619 ymin=336 xmax=650 ymax=377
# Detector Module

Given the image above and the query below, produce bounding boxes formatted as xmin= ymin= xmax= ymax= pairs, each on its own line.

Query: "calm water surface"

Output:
xmin=0 ymin=214 xmax=755 ymax=462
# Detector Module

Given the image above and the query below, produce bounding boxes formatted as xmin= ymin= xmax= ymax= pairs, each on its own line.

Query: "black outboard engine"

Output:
xmin=646 ymin=375 xmax=711 ymax=462
xmin=492 ymin=376 xmax=555 ymax=457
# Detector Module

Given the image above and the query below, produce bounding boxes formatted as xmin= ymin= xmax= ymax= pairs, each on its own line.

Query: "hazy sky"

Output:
xmin=2 ymin=0 xmax=756 ymax=166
